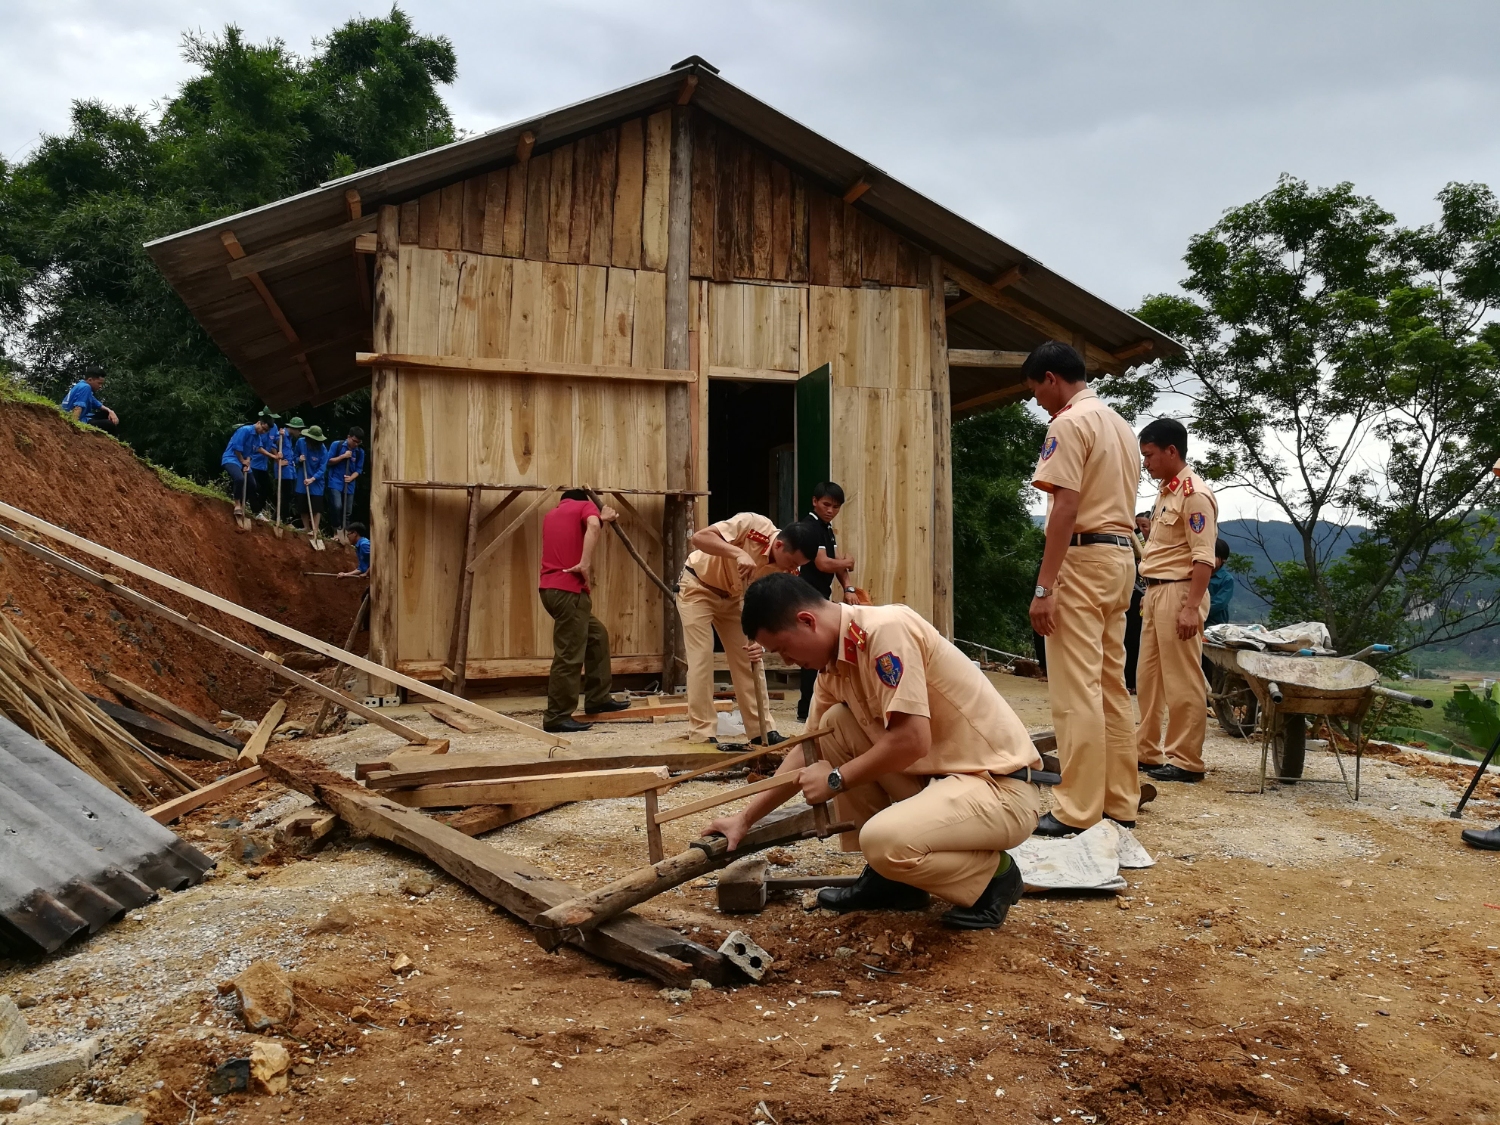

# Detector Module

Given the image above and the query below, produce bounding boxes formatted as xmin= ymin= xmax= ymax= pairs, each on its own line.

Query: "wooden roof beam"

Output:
xmin=355 ymin=351 xmax=696 ymax=384
xmin=953 ymin=382 xmax=1031 ymax=414
xmin=220 ymin=230 xmax=318 ymax=395
xmin=516 ymin=130 xmax=536 ymax=164
xmin=676 ymin=73 xmax=699 ymax=104
xmin=841 ymin=176 xmax=872 ymax=204
xmin=944 ymin=263 xmax=1029 ymax=319
xmin=941 ymin=259 xmax=1121 ymax=374
xmin=226 ymin=212 xmax=378 ymax=280
xmin=947 ymin=349 xmax=1029 ymax=368
xmin=1113 ymin=340 xmax=1156 ymax=363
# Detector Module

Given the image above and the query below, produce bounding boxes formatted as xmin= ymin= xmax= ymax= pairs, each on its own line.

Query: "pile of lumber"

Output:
xmin=0 ymin=615 xmax=197 ymax=803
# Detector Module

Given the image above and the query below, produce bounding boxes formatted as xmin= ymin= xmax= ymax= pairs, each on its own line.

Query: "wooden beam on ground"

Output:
xmin=941 ymin=260 xmax=1122 ymax=374
xmin=444 ymin=486 xmax=482 ymax=696
xmin=261 ymin=749 xmax=729 ymax=985
xmin=359 ymin=749 xmax=730 ymax=788
xmin=238 ymin=700 xmax=287 ymax=764
xmin=275 ymin=806 xmax=338 ymax=842
xmin=226 ymin=213 xmax=378 ymax=279
xmin=149 ymin=766 xmax=266 ymax=825
xmin=355 ymin=352 xmax=695 ymax=384
xmin=99 ymin=672 xmax=241 ymax=748
xmin=443 ymin=803 xmax=560 ymax=836
xmin=381 ymin=766 xmax=672 ymax=809
xmin=0 ymin=525 xmax=434 ymax=747
xmin=0 ymin=501 xmax=564 ymax=748
xmin=423 ymin=704 xmax=482 ymax=733
xmin=89 ymin=696 xmax=237 ymax=763
xmin=947 ymin=349 xmax=1029 ymax=368
xmin=532 ymin=804 xmax=849 ymax=948
xmin=220 ymin=230 xmax=319 ymax=395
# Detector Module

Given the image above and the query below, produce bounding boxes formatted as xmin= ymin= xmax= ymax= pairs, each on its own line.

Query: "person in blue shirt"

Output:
xmin=248 ymin=407 xmax=282 ymax=521
xmin=294 ymin=425 xmax=331 ymax=539
xmin=60 ymin=370 xmax=118 ymax=430
xmin=337 ymin=522 xmax=372 ymax=578
xmin=222 ymin=417 xmax=273 ymax=519
xmin=1206 ymin=538 xmax=1235 ymax=627
xmin=324 ymin=426 xmax=366 ymax=536
xmin=277 ymin=417 xmax=305 ymax=519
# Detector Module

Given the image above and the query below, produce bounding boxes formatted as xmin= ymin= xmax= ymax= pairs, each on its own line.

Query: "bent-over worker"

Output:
xmin=710 ymin=572 xmax=1046 ymax=929
xmin=538 ymin=490 xmax=631 ymax=734
xmin=681 ymin=514 xmax=817 ymax=745
xmin=1024 ymin=341 xmax=1140 ymax=837
xmin=337 ymin=522 xmax=371 ymax=578
xmin=222 ymin=416 xmax=272 ymax=519
xmin=1135 ymin=418 xmax=1219 ymax=783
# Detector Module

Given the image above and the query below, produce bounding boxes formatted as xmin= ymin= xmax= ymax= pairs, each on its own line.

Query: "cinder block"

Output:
xmin=4 ymin=1098 xmax=143 ymax=1124
xmin=0 ymin=998 xmax=27 ymax=1059
xmin=0 ymin=1089 xmax=38 ymax=1112
xmin=0 ymin=1039 xmax=99 ymax=1094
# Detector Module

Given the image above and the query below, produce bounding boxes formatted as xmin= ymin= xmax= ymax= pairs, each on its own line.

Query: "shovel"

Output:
xmin=272 ymin=433 xmax=285 ymax=539
xmin=304 ymin=485 xmax=325 ymax=551
xmin=235 ymin=469 xmax=251 ymax=532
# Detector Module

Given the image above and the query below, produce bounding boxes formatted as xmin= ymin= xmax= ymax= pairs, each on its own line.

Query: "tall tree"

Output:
xmin=1137 ymin=176 xmax=1500 ymax=656
xmin=0 ymin=8 xmax=456 ymax=481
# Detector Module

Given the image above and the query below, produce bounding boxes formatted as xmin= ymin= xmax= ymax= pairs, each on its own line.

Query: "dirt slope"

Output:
xmin=0 ymin=398 xmax=366 ymax=718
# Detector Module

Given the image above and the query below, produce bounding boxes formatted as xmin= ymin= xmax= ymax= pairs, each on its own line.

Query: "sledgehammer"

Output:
xmin=716 ymin=855 xmax=857 ymax=913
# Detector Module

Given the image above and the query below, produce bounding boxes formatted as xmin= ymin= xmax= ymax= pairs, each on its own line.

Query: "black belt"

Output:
xmin=1143 ymin=576 xmax=1188 ymax=587
xmin=1069 ymin=533 xmax=1131 ymax=548
xmin=1004 ymin=765 xmax=1060 ymax=786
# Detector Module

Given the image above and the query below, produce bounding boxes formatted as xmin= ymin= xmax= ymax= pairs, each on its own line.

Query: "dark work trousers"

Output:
xmin=1124 ymin=582 xmax=1144 ymax=692
xmin=251 ymin=469 xmax=276 ymax=516
xmin=326 ymin=486 xmax=353 ymax=529
xmin=540 ymin=588 xmax=614 ymax=725
xmin=798 ymin=667 xmax=818 ymax=722
xmin=225 ymin=462 xmax=259 ymax=513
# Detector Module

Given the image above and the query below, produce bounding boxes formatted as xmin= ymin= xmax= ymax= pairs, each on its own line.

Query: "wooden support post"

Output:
xmin=444 ymin=485 xmax=483 ymax=697
xmin=661 ymin=103 xmax=694 ymax=693
xmin=643 ymin=787 xmax=664 ymax=863
xmin=369 ymin=204 xmax=401 ymax=700
xmin=238 ymin=700 xmax=287 ymax=764
xmin=928 ymin=254 xmax=955 ymax=639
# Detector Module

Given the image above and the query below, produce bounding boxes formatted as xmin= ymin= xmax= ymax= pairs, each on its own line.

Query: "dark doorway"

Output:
xmin=708 ymin=380 xmax=796 ymax=526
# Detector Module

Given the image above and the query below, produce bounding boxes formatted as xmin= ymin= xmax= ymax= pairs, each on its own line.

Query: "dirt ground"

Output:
xmin=6 ymin=673 xmax=1500 ymax=1125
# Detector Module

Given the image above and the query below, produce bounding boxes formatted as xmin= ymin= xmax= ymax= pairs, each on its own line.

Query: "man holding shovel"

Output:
xmin=221 ymin=416 xmax=272 ymax=525
xmin=249 ymin=408 xmax=281 ymax=522
xmin=276 ymin=417 xmax=304 ymax=529
xmin=294 ymin=425 xmax=331 ymax=543
xmin=325 ymin=426 xmax=366 ymax=542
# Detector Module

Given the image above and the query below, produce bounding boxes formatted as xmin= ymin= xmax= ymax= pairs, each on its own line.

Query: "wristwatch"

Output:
xmin=826 ymin=767 xmax=845 ymax=792
xmin=1034 ymin=585 xmax=1053 ymax=598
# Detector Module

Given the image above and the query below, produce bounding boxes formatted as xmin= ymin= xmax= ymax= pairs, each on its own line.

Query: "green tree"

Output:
xmin=1137 ymin=176 xmax=1500 ymax=657
xmin=0 ymin=8 xmax=455 ymax=481
xmin=951 ymin=403 xmax=1048 ymax=655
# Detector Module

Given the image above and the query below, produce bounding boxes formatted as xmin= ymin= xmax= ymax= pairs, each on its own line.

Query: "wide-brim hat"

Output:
xmin=257 ymin=406 xmax=280 ymax=420
xmin=301 ymin=425 xmax=328 ymax=442
xmin=286 ymin=417 xmax=305 ymax=429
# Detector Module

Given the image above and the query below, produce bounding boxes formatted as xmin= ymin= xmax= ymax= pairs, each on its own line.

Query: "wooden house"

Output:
xmin=148 ymin=58 xmax=1178 ymax=695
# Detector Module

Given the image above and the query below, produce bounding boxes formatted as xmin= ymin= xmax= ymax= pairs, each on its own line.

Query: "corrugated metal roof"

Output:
xmin=0 ymin=714 xmax=213 ymax=957
xmin=146 ymin=60 xmax=1179 ymax=411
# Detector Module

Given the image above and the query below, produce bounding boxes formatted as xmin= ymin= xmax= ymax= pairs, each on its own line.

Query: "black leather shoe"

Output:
xmin=1462 ymin=824 xmax=1500 ymax=850
xmin=941 ymin=860 xmax=1024 ymax=930
xmin=586 ymin=699 xmax=632 ymax=714
xmin=751 ymin=731 xmax=787 ymax=747
xmin=816 ymin=866 xmax=930 ymax=913
xmin=1138 ymin=759 xmax=1164 ymax=772
xmin=1146 ymin=764 xmax=1204 ymax=783
xmin=1105 ymin=816 xmax=1137 ymax=829
xmin=1032 ymin=811 xmax=1084 ymax=838
xmin=543 ymin=718 xmax=593 ymax=733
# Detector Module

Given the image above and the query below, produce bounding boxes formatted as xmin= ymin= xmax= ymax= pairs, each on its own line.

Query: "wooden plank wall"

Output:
xmin=708 ymin=283 xmax=804 ymax=373
xmin=398 ymin=112 xmax=927 ymax=290
xmin=392 ymin=246 xmax=667 ymax=674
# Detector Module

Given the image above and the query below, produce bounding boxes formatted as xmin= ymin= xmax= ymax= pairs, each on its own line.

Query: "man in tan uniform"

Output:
xmin=1024 ymin=341 xmax=1141 ymax=836
xmin=709 ymin=572 xmax=1048 ymax=928
xmin=1135 ymin=418 xmax=1219 ymax=782
xmin=680 ymin=514 xmax=817 ymax=744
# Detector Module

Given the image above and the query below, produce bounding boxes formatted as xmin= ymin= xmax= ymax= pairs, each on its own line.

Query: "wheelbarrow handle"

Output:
xmin=1371 ymin=685 xmax=1433 ymax=709
xmin=1346 ymin=644 xmax=1394 ymax=662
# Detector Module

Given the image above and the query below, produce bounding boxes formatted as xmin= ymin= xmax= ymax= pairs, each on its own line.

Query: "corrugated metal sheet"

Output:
xmin=144 ymin=60 xmax=1179 ymax=411
xmin=0 ymin=714 xmax=214 ymax=956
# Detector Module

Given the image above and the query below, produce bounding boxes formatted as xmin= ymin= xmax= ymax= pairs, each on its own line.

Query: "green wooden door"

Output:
xmin=795 ymin=363 xmax=831 ymax=521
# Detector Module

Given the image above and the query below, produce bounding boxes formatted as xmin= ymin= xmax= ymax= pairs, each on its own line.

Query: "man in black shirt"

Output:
xmin=796 ymin=481 xmax=857 ymax=722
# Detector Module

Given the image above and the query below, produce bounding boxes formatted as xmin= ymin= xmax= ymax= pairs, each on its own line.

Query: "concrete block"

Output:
xmin=718 ymin=931 xmax=772 ymax=981
xmin=0 ymin=999 xmax=27 ymax=1059
xmin=0 ymin=1091 xmax=37 ymax=1112
xmin=3 ymin=1098 xmax=143 ymax=1124
xmin=0 ymin=1040 xmax=99 ymax=1094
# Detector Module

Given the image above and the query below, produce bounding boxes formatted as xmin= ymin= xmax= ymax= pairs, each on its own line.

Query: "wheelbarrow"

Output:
xmin=1203 ymin=644 xmax=1432 ymax=799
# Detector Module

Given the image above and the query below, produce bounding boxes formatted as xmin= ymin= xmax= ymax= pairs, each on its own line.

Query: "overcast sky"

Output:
xmin=5 ymin=1 xmax=1499 ymax=518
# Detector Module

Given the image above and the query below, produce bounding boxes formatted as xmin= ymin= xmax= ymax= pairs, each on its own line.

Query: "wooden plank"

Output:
xmin=612 ymin=118 xmax=645 ymax=268
xmin=928 ymin=256 xmax=954 ymax=639
xmin=399 ymin=200 xmax=419 ymax=244
xmin=807 ymin=187 xmax=830 ymax=286
xmin=770 ymin=161 xmax=791 ymax=281
xmin=421 ymin=704 xmax=481 ymax=733
xmin=261 ymin=750 xmax=727 ymax=985
xmin=227 ymin=213 xmax=378 ymax=279
xmin=524 ymin=150 xmax=551 ymax=261
xmin=444 ymin=486 xmax=482 ymax=696
xmin=874 ymin=223 xmax=898 ymax=285
xmin=789 ymin=176 xmax=808 ymax=283
xmin=0 ymin=501 xmax=562 ymax=746
xmin=89 ymin=697 xmax=236 ymax=763
xmin=601 ymin=267 xmax=636 ymax=366
xmin=437 ymin=183 xmax=463 ymax=249
xmin=382 ymin=766 xmax=671 ymax=809
xmin=949 ymin=348 xmax=1029 ymax=367
xmin=894 ymin=234 xmax=919 ymax=287
xmin=547 ymin=141 xmax=574 ymax=261
xmin=370 ymin=207 xmax=401 ymax=696
xmin=712 ymin=127 xmax=735 ymax=283
xmin=417 ymin=190 xmax=440 ymax=248
xmin=276 ymin=807 xmax=338 ymax=841
xmin=355 ymin=351 xmax=693 ymax=383
xmin=827 ymin=193 xmax=845 ymax=287
xmin=364 ymin=749 xmax=729 ymax=788
xmin=397 ymin=655 xmax=664 ymax=680
xmin=653 ymin=771 xmax=801 ymax=824
xmin=465 ymin=488 xmax=551 ymax=574
xmin=641 ymin=109 xmax=671 ymax=271
xmin=751 ymin=148 xmax=773 ymax=279
xmin=502 ymin=162 xmax=528 ymax=257
xmin=237 ymin=699 xmax=287 ymax=765
xmin=631 ymin=270 xmax=666 ymax=369
xmin=707 ymin=365 xmax=799 ymax=383
xmin=481 ymin=171 xmax=508 ymax=255
xmin=569 ymin=134 xmax=595 ymax=264
xmin=99 ymin=672 xmax=240 ymax=748
xmin=444 ymin=803 xmax=559 ymax=836
xmin=838 ymin=203 xmax=859 ymax=286
xmin=149 ymin=766 xmax=265 ymax=825
xmin=732 ymin=139 xmax=754 ymax=279
xmin=461 ymin=175 xmax=486 ymax=253
xmin=588 ymin=127 xmax=618 ymax=266
xmin=689 ymin=113 xmax=716 ymax=278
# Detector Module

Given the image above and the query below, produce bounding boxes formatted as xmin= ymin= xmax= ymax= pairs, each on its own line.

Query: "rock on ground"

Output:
xmin=0 ymin=999 xmax=27 ymax=1059
xmin=226 ymin=960 xmax=295 ymax=1030
xmin=0 ymin=1040 xmax=98 ymax=1095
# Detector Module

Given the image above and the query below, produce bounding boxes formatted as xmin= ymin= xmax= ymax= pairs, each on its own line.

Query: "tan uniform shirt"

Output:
xmin=684 ymin=511 xmax=778 ymax=595
xmin=1140 ymin=465 xmax=1218 ymax=580
xmin=808 ymin=603 xmax=1041 ymax=777
xmin=1030 ymin=386 xmax=1138 ymax=536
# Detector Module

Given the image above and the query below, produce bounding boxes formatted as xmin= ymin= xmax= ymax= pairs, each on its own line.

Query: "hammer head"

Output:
xmin=716 ymin=856 xmax=770 ymax=913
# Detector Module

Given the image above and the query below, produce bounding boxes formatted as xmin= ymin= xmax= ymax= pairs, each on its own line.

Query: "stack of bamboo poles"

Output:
xmin=0 ymin=614 xmax=198 ymax=804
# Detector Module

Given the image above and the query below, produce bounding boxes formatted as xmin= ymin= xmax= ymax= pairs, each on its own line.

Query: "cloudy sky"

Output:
xmin=5 ymin=1 xmax=1499 ymax=517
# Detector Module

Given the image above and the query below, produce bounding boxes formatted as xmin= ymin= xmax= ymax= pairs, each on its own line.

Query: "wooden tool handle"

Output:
xmin=802 ymin=735 xmax=832 ymax=834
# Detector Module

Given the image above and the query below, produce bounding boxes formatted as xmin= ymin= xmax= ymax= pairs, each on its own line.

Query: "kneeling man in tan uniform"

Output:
xmin=706 ymin=573 xmax=1047 ymax=929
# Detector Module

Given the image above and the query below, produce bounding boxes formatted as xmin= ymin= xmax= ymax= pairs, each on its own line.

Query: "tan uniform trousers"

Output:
xmin=1047 ymin=545 xmax=1138 ymax=829
xmin=816 ymin=703 xmax=1042 ymax=906
xmin=678 ymin=571 xmax=776 ymax=744
xmin=1135 ymin=582 xmax=1210 ymax=772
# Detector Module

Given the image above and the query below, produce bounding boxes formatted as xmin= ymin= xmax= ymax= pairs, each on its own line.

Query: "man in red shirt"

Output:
xmin=539 ymin=490 xmax=631 ymax=733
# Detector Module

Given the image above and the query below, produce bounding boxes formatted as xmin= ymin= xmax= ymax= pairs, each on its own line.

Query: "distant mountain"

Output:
xmin=1217 ymin=518 xmax=1365 ymax=623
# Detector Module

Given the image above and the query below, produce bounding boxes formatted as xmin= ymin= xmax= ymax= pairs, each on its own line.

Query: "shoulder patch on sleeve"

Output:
xmin=1189 ymin=512 xmax=1206 ymax=533
xmin=1040 ymin=436 xmax=1058 ymax=461
xmin=874 ymin=651 xmax=903 ymax=688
